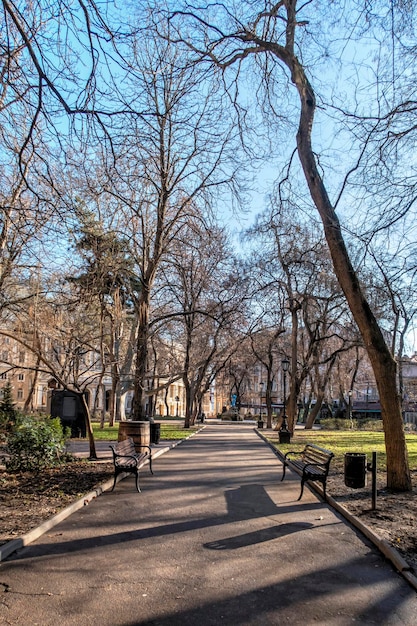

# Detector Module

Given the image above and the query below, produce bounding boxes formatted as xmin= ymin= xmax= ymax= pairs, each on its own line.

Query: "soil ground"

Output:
xmin=1 ymin=454 xmax=416 ymax=575
xmin=326 ymin=468 xmax=417 ymax=572
xmin=0 ymin=461 xmax=114 ymax=545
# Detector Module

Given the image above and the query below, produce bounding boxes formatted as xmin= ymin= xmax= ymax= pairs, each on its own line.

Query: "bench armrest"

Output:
xmin=284 ymin=450 xmax=303 ymax=460
xmin=133 ymin=445 xmax=152 ymax=456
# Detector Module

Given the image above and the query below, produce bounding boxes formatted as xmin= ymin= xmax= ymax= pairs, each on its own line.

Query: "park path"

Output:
xmin=0 ymin=423 xmax=416 ymax=625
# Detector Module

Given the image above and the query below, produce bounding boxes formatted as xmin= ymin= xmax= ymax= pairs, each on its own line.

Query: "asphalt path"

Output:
xmin=0 ymin=424 xmax=416 ymax=625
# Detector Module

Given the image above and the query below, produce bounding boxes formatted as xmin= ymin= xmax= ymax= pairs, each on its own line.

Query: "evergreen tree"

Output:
xmin=0 ymin=381 xmax=17 ymax=431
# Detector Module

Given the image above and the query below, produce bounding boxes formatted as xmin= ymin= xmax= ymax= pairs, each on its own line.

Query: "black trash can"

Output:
xmin=279 ymin=429 xmax=291 ymax=444
xmin=150 ymin=422 xmax=161 ymax=445
xmin=257 ymin=420 xmax=264 ymax=429
xmin=344 ymin=452 xmax=367 ymax=488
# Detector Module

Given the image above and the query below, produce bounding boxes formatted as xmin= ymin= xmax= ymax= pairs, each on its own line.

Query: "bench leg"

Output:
xmin=134 ymin=470 xmax=141 ymax=493
xmin=297 ymin=477 xmax=306 ymax=501
xmin=149 ymin=456 xmax=153 ymax=475
xmin=281 ymin=462 xmax=287 ymax=482
xmin=298 ymin=478 xmax=327 ymax=501
xmin=111 ymin=466 xmax=125 ymax=491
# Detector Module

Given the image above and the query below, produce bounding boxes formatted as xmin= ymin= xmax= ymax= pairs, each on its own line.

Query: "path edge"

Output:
xmin=255 ymin=428 xmax=417 ymax=592
xmin=0 ymin=429 xmax=202 ymax=563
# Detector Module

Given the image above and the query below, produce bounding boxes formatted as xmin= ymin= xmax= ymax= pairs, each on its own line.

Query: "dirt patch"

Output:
xmin=0 ymin=461 xmax=114 ymax=544
xmin=1 ymin=458 xmax=416 ymax=576
xmin=327 ymin=469 xmax=417 ymax=572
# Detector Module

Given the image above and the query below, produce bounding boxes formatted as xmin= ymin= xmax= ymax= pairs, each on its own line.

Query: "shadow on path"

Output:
xmin=9 ymin=483 xmax=321 ymax=561
xmin=203 ymin=521 xmax=314 ymax=550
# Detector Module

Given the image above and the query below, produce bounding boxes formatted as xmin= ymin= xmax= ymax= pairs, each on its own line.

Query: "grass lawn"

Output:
xmin=92 ymin=421 xmax=199 ymax=442
xmin=90 ymin=422 xmax=417 ymax=472
xmin=265 ymin=429 xmax=417 ymax=473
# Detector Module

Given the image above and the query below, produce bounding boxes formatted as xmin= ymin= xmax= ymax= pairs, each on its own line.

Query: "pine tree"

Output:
xmin=0 ymin=381 xmax=17 ymax=430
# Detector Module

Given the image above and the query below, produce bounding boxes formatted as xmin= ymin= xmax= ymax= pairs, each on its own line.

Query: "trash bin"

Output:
xmin=344 ymin=452 xmax=367 ymax=488
xmin=257 ymin=420 xmax=264 ymax=429
xmin=279 ymin=429 xmax=291 ymax=444
xmin=150 ymin=422 xmax=161 ymax=445
xmin=118 ymin=420 xmax=150 ymax=451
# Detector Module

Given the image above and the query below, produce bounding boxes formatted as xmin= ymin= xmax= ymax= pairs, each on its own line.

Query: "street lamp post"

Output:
xmin=365 ymin=383 xmax=370 ymax=420
xmin=258 ymin=382 xmax=264 ymax=427
xmin=175 ymin=395 xmax=180 ymax=417
xmin=348 ymin=389 xmax=353 ymax=425
xmin=279 ymin=358 xmax=291 ymax=443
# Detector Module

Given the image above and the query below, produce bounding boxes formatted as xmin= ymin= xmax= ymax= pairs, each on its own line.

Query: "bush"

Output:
xmin=320 ymin=417 xmax=384 ymax=431
xmin=320 ymin=418 xmax=354 ymax=430
xmin=6 ymin=414 xmax=69 ymax=472
xmin=356 ymin=419 xmax=384 ymax=431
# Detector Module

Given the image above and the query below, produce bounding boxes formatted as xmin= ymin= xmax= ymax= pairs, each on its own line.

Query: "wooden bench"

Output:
xmin=281 ymin=443 xmax=334 ymax=501
xmin=109 ymin=437 xmax=153 ymax=492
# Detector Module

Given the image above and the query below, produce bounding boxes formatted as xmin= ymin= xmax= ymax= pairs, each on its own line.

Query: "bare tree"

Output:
xmin=247 ymin=202 xmax=360 ymax=430
xmin=0 ymin=275 xmax=108 ymax=458
xmin=94 ymin=25 xmax=240 ymax=420
xmin=248 ymin=328 xmax=285 ymax=428
xmin=170 ymin=1 xmax=411 ymax=490
xmin=162 ymin=217 xmax=249 ymax=426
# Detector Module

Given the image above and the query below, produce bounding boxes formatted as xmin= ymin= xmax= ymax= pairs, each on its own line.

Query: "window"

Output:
xmin=18 ymin=373 xmax=24 ymax=381
xmin=17 ymin=389 xmax=23 ymax=400
xmin=0 ymin=373 xmax=7 ymax=380
xmin=19 ymin=352 xmax=25 ymax=364
xmin=1 ymin=351 xmax=8 ymax=362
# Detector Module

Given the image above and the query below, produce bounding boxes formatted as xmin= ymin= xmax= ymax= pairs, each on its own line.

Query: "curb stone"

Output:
xmin=0 ymin=429 xmax=203 ymax=563
xmin=255 ymin=428 xmax=417 ymax=592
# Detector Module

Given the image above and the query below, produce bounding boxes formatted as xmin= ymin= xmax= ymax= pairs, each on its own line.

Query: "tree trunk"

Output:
xmin=119 ymin=391 xmax=128 ymax=421
xmin=80 ymin=392 xmax=97 ymax=460
xmin=24 ymin=357 xmax=40 ymax=412
xmin=305 ymin=390 xmax=324 ymax=429
xmin=99 ymin=383 xmax=106 ymax=429
xmin=164 ymin=387 xmax=169 ymax=417
xmin=132 ymin=295 xmax=150 ymax=421
xmin=107 ymin=370 xmax=117 ymax=427
xmin=183 ymin=379 xmax=192 ymax=428
xmin=292 ymin=58 xmax=411 ymax=490
xmin=265 ymin=371 xmax=273 ymax=428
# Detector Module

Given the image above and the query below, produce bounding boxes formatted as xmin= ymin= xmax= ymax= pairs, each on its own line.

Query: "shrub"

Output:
xmin=320 ymin=418 xmax=354 ymax=430
xmin=6 ymin=414 xmax=69 ymax=472
xmin=320 ymin=417 xmax=384 ymax=431
xmin=356 ymin=419 xmax=384 ymax=431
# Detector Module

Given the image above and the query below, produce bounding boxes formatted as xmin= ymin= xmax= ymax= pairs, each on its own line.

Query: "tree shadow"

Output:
xmin=204 ymin=521 xmax=314 ymax=550
xmin=8 ymin=483 xmax=321 ymax=560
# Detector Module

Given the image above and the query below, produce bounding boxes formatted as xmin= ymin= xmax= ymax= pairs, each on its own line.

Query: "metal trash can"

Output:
xmin=150 ymin=422 xmax=161 ymax=445
xmin=257 ymin=420 xmax=264 ymax=429
xmin=279 ymin=429 xmax=291 ymax=444
xmin=344 ymin=452 xmax=367 ymax=488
